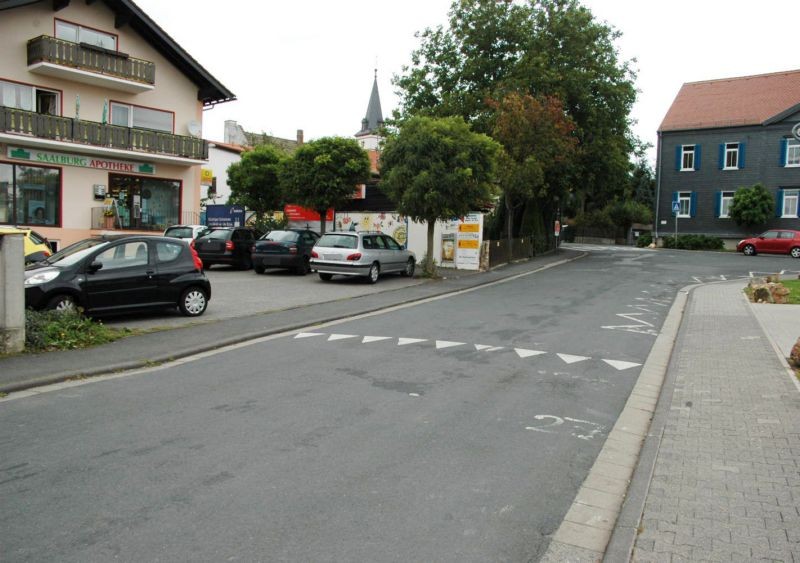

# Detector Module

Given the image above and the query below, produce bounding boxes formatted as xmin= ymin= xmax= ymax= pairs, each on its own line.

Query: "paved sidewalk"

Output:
xmin=619 ymin=282 xmax=800 ymax=562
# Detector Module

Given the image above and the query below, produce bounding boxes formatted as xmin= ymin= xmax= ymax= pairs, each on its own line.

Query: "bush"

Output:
xmin=636 ymin=233 xmax=652 ymax=247
xmin=25 ymin=309 xmax=130 ymax=352
xmin=661 ymin=234 xmax=724 ymax=251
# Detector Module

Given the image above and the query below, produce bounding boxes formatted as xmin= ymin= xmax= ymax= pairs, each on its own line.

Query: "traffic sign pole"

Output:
xmin=672 ymin=201 xmax=680 ymax=244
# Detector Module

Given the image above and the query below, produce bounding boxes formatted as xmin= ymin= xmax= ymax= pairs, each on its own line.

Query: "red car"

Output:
xmin=737 ymin=229 xmax=800 ymax=258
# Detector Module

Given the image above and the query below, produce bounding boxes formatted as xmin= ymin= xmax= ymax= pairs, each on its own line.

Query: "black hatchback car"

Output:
xmin=24 ymin=235 xmax=211 ymax=317
xmin=193 ymin=227 xmax=262 ymax=270
xmin=251 ymin=229 xmax=320 ymax=275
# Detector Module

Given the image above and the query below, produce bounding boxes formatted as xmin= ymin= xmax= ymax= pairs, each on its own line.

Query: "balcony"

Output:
xmin=27 ymin=35 xmax=155 ymax=93
xmin=0 ymin=106 xmax=208 ymax=162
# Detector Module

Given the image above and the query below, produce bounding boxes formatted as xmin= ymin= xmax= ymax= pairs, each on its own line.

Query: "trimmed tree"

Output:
xmin=227 ymin=144 xmax=286 ymax=229
xmin=280 ymin=137 xmax=371 ymax=235
xmin=730 ymin=183 xmax=774 ymax=229
xmin=380 ymin=115 xmax=500 ymax=275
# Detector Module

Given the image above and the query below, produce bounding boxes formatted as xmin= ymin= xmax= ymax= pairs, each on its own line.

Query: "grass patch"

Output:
xmin=25 ymin=309 xmax=134 ymax=352
xmin=782 ymin=279 xmax=800 ymax=305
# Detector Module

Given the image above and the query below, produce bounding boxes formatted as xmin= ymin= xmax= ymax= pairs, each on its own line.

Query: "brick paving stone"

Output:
xmin=630 ymin=283 xmax=800 ymax=562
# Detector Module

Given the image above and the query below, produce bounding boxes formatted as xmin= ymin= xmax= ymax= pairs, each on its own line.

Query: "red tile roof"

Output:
xmin=659 ymin=69 xmax=800 ymax=132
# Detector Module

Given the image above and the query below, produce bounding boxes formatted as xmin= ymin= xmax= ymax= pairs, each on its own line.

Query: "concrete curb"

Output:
xmin=540 ymin=284 xmax=695 ymax=563
xmin=0 ymin=252 xmax=586 ymax=395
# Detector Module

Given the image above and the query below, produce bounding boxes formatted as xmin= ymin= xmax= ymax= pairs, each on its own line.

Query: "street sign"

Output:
xmin=554 ymin=220 xmax=561 ymax=237
xmin=672 ymin=201 xmax=680 ymax=215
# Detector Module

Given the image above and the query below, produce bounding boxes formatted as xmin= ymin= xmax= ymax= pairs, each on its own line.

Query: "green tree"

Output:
xmin=380 ymin=115 xmax=500 ymax=275
xmin=280 ymin=137 xmax=371 ymax=235
xmin=226 ymin=144 xmax=286 ymax=230
xmin=489 ymin=92 xmax=577 ymax=260
xmin=629 ymin=158 xmax=655 ymax=209
xmin=394 ymin=0 xmax=637 ymax=213
xmin=605 ymin=199 xmax=652 ymax=239
xmin=730 ymin=183 xmax=775 ymax=229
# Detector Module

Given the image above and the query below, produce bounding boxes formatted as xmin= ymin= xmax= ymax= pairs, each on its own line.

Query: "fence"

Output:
xmin=485 ymin=237 xmax=535 ymax=269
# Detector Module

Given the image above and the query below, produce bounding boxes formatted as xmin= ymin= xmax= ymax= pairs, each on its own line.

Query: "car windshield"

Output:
xmin=45 ymin=239 xmax=110 ymax=264
xmin=165 ymin=226 xmax=196 ymax=239
xmin=51 ymin=243 xmax=111 ymax=267
xmin=316 ymin=234 xmax=358 ymax=249
xmin=261 ymin=231 xmax=298 ymax=242
xmin=203 ymin=229 xmax=232 ymax=241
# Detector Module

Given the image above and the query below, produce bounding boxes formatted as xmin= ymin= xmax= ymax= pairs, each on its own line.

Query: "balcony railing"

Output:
xmin=0 ymin=106 xmax=208 ymax=160
xmin=28 ymin=35 xmax=155 ymax=86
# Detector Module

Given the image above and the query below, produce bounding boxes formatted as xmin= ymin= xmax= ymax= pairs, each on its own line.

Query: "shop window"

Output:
xmin=108 ymin=174 xmax=180 ymax=231
xmin=0 ymin=162 xmax=60 ymax=226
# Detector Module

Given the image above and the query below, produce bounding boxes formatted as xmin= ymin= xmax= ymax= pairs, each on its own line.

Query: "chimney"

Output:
xmin=296 ymin=129 xmax=304 ymax=145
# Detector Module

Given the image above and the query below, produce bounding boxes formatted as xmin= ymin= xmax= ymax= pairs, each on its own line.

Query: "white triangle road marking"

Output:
xmin=398 ymin=338 xmax=428 ymax=346
xmin=328 ymin=334 xmax=358 ymax=341
xmin=436 ymin=340 xmax=465 ymax=349
xmin=557 ymin=353 xmax=590 ymax=364
xmin=515 ymin=348 xmax=547 ymax=358
xmin=295 ymin=332 xmax=325 ymax=339
xmin=602 ymin=359 xmax=642 ymax=371
xmin=362 ymin=336 xmax=392 ymax=343
xmin=475 ymin=344 xmax=492 ymax=350
xmin=486 ymin=346 xmax=504 ymax=352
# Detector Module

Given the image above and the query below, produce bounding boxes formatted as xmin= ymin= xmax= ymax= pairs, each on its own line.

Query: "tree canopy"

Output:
xmin=280 ymin=137 xmax=371 ymax=234
xmin=226 ymin=144 xmax=286 ymax=226
xmin=380 ymin=115 xmax=500 ymax=273
xmin=730 ymin=183 xmax=775 ymax=229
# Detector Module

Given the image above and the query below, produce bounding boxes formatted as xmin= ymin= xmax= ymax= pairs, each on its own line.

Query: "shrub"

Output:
xmin=25 ymin=309 xmax=130 ymax=352
xmin=661 ymin=234 xmax=723 ymax=251
xmin=636 ymin=233 xmax=652 ymax=247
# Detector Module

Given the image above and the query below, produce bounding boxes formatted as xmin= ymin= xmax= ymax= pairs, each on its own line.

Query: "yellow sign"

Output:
xmin=200 ymin=168 xmax=214 ymax=186
xmin=458 ymin=222 xmax=480 ymax=232
xmin=458 ymin=238 xmax=480 ymax=249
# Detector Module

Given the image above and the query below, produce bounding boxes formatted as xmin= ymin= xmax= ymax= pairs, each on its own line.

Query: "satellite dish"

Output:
xmin=187 ymin=120 xmax=201 ymax=138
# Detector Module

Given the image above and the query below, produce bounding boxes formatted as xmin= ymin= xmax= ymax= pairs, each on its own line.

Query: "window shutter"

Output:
xmin=718 ymin=143 xmax=725 ymax=169
xmin=694 ymin=144 xmax=701 ymax=170
xmin=675 ymin=145 xmax=682 ymax=170
xmin=714 ymin=191 xmax=721 ymax=218
xmin=780 ymin=139 xmax=788 ymax=166
xmin=690 ymin=192 xmax=697 ymax=217
xmin=776 ymin=188 xmax=784 ymax=218
xmin=738 ymin=142 xmax=746 ymax=169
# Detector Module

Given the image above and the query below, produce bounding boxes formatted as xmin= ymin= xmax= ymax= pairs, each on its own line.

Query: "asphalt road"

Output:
xmin=1 ymin=246 xmax=797 ymax=562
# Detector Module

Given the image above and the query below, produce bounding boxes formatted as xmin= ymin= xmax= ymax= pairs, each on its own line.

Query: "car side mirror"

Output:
xmin=88 ymin=260 xmax=103 ymax=273
xmin=758 ymin=236 xmax=765 ymax=240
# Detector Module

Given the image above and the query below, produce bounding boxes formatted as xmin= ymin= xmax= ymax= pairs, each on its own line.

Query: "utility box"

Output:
xmin=0 ymin=233 xmax=25 ymax=354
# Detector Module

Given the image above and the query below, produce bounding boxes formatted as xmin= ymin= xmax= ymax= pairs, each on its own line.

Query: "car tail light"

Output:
xmin=289 ymin=244 xmax=298 ymax=254
xmin=225 ymin=240 xmax=234 ymax=252
xmin=311 ymin=250 xmax=319 ymax=258
xmin=190 ymin=239 xmax=196 ymax=249
xmin=346 ymin=252 xmax=362 ymax=261
xmin=189 ymin=244 xmax=203 ymax=271
xmin=43 ymin=249 xmax=51 ymax=257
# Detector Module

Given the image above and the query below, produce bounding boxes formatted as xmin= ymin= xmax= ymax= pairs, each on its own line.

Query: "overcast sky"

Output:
xmin=134 ymin=0 xmax=799 ymax=164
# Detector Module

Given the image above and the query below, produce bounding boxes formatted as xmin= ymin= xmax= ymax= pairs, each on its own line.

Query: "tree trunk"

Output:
xmin=505 ymin=191 xmax=514 ymax=264
xmin=318 ymin=209 xmax=327 ymax=235
xmin=425 ymin=220 xmax=436 ymax=276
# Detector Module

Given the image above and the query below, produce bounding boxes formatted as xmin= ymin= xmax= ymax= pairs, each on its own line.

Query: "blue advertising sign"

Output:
xmin=205 ymin=205 xmax=245 ymax=228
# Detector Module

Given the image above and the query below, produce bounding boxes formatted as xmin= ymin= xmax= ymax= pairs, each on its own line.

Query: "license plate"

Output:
xmin=324 ymin=254 xmax=342 ymax=261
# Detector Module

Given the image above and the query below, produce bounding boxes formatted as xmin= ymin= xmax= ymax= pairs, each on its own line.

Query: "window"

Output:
xmin=783 ymin=139 xmax=800 ymax=167
xmin=95 ymin=241 xmax=148 ymax=271
xmin=681 ymin=145 xmax=695 ymax=171
xmin=108 ymin=174 xmax=180 ymax=230
xmin=718 ymin=191 xmax=734 ymax=218
xmin=724 ymin=143 xmax=739 ymax=169
xmin=1 ymin=80 xmax=59 ymax=115
xmin=110 ymin=102 xmax=173 ymax=133
xmin=782 ymin=190 xmax=799 ymax=218
xmin=55 ymin=20 xmax=117 ymax=50
xmin=0 ymin=162 xmax=60 ymax=226
xmin=156 ymin=241 xmax=183 ymax=263
xmin=674 ymin=191 xmax=693 ymax=218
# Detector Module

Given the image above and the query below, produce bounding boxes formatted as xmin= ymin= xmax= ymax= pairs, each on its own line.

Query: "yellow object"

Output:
xmin=0 ymin=227 xmax=53 ymax=263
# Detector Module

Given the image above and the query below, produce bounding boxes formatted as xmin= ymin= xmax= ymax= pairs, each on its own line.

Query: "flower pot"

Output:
xmin=104 ymin=216 xmax=115 ymax=229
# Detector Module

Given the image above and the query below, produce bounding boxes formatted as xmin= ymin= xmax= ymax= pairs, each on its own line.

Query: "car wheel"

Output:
xmin=319 ymin=273 xmax=333 ymax=281
xmin=791 ymin=247 xmax=800 ymax=259
xmin=742 ymin=244 xmax=756 ymax=256
xmin=295 ymin=256 xmax=310 ymax=275
xmin=254 ymin=264 xmax=265 ymax=274
xmin=400 ymin=258 xmax=415 ymax=277
xmin=46 ymin=294 xmax=77 ymax=313
xmin=178 ymin=287 xmax=208 ymax=317
xmin=367 ymin=262 xmax=380 ymax=284
xmin=239 ymin=256 xmax=253 ymax=270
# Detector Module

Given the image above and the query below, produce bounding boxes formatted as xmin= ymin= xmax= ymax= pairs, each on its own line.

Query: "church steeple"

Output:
xmin=356 ymin=69 xmax=384 ymax=136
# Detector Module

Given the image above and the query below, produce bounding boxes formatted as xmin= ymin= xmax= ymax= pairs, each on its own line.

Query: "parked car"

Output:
xmin=251 ymin=229 xmax=320 ymax=275
xmin=0 ymin=226 xmax=52 ymax=264
xmin=193 ymin=227 xmax=262 ymax=270
xmin=310 ymin=231 xmax=415 ymax=283
xmin=737 ymin=229 xmax=800 ymax=258
xmin=24 ymin=235 xmax=210 ymax=317
xmin=163 ymin=224 xmax=210 ymax=242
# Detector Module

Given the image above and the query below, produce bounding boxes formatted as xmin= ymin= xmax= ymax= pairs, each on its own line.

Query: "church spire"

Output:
xmin=357 ymin=69 xmax=384 ymax=136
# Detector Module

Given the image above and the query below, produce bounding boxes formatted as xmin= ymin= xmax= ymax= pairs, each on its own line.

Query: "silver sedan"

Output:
xmin=310 ymin=231 xmax=415 ymax=283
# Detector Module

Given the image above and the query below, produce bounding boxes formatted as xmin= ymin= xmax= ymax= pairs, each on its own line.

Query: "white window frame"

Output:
xmin=787 ymin=139 xmax=800 ymax=167
xmin=720 ymin=191 xmax=734 ymax=218
xmin=55 ymin=20 xmax=117 ymax=51
xmin=681 ymin=145 xmax=695 ymax=171
xmin=0 ymin=80 xmax=60 ymax=115
xmin=677 ymin=192 xmax=692 ymax=218
xmin=723 ymin=142 xmax=739 ymax=170
xmin=110 ymin=102 xmax=173 ymax=133
xmin=782 ymin=189 xmax=799 ymax=218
